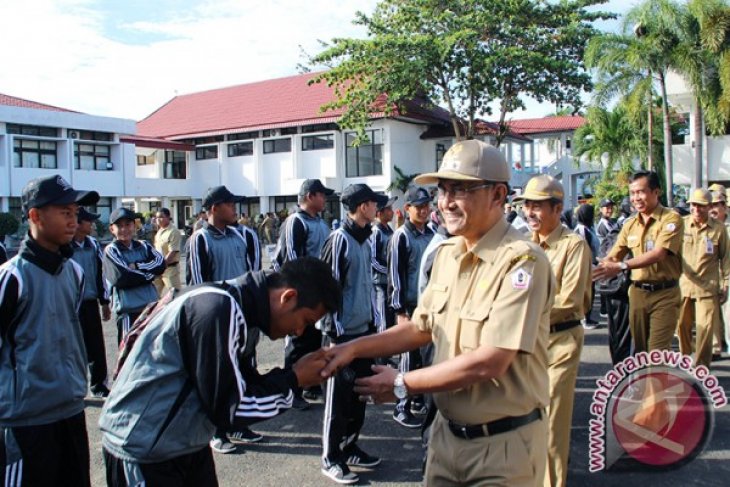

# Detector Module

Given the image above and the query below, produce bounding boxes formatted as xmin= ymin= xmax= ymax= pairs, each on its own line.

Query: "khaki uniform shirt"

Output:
xmin=154 ymin=226 xmax=181 ymax=264
xmin=679 ymin=216 xmax=730 ymax=298
xmin=533 ymin=225 xmax=592 ymax=324
xmin=412 ymin=218 xmax=554 ymax=425
xmin=608 ymin=205 xmax=683 ymax=282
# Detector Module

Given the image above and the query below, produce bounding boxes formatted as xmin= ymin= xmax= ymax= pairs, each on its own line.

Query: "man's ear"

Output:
xmin=27 ymin=208 xmax=41 ymax=224
xmin=280 ymin=288 xmax=298 ymax=307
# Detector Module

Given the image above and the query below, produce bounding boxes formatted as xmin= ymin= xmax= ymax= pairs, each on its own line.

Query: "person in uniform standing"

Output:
xmin=388 ymin=186 xmax=434 ymax=428
xmin=370 ymin=195 xmax=397 ymax=334
xmin=274 ymin=178 xmax=335 ymax=409
xmin=516 ymin=175 xmax=591 ymax=487
xmin=676 ymin=188 xmax=730 ymax=368
xmin=153 ymin=208 xmax=181 ymax=295
xmin=710 ymin=187 xmax=730 ymax=354
xmin=596 ymin=199 xmax=618 ymax=317
xmin=322 ymin=140 xmax=554 ymax=486
xmin=186 ymin=185 xmax=264 ymax=453
xmin=71 ymin=207 xmax=112 ymax=398
xmin=594 ymin=171 xmax=683 ymax=353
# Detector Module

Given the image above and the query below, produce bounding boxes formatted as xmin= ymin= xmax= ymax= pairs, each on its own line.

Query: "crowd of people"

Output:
xmin=1 ymin=139 xmax=729 ymax=486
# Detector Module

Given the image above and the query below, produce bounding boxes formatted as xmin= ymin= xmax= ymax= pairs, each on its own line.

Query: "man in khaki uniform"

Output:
xmin=676 ymin=188 xmax=730 ymax=368
xmin=153 ymin=207 xmax=181 ymax=295
xmin=594 ymin=171 xmax=683 ymax=352
xmin=516 ymin=175 xmax=591 ymax=487
xmin=322 ymin=139 xmax=555 ymax=486
xmin=709 ymin=187 xmax=730 ymax=354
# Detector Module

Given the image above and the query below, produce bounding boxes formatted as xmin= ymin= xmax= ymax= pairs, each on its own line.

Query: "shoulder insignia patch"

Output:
xmin=666 ymin=223 xmax=676 ymax=232
xmin=511 ymin=254 xmax=536 ymax=265
xmin=511 ymin=268 xmax=532 ymax=290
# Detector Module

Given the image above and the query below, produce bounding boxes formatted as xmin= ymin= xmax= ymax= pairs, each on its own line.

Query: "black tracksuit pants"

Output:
xmin=0 ymin=411 xmax=90 ymax=487
xmin=79 ymin=300 xmax=108 ymax=392
xmin=104 ymin=445 xmax=217 ymax=487
xmin=321 ymin=333 xmax=374 ymax=467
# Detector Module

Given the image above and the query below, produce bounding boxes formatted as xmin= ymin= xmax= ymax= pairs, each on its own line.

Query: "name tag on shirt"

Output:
xmin=645 ymin=240 xmax=654 ymax=252
xmin=706 ymin=237 xmax=714 ymax=254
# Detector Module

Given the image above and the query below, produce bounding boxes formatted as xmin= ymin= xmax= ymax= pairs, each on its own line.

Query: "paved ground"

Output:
xmin=83 ymin=248 xmax=730 ymax=486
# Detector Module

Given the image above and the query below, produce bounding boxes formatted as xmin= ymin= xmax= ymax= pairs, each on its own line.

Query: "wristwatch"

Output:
xmin=619 ymin=261 xmax=629 ymax=272
xmin=393 ymin=373 xmax=408 ymax=400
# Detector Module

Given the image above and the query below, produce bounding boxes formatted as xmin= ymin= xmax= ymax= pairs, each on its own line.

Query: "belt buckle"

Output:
xmin=460 ymin=425 xmax=470 ymax=439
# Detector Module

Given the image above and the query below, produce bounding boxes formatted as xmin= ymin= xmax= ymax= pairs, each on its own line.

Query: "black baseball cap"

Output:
xmin=340 ymin=184 xmax=389 ymax=211
xmin=299 ymin=179 xmax=334 ymax=196
xmin=599 ymin=198 xmax=614 ymax=208
xmin=77 ymin=207 xmax=100 ymax=223
xmin=405 ymin=186 xmax=431 ymax=206
xmin=202 ymin=185 xmax=245 ymax=210
xmin=377 ymin=196 xmax=398 ymax=212
xmin=21 ymin=175 xmax=99 ymax=215
xmin=109 ymin=207 xmax=139 ymax=224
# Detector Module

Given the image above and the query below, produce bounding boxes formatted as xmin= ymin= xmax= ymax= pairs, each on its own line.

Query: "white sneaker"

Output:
xmin=321 ymin=463 xmax=359 ymax=485
xmin=209 ymin=437 xmax=236 ymax=454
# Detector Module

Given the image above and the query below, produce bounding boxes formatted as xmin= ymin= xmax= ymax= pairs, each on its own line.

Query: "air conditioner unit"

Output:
xmin=106 ymin=161 xmax=114 ymax=170
xmin=68 ymin=130 xmax=79 ymax=139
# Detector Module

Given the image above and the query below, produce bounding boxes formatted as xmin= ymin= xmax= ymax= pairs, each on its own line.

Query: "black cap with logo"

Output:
xmin=21 ymin=175 xmax=99 ymax=216
xmin=340 ymin=184 xmax=389 ymax=211
xmin=109 ymin=207 xmax=139 ymax=224
xmin=299 ymin=179 xmax=334 ymax=196
xmin=77 ymin=207 xmax=100 ymax=223
xmin=202 ymin=186 xmax=246 ymax=210
xmin=405 ymin=186 xmax=431 ymax=206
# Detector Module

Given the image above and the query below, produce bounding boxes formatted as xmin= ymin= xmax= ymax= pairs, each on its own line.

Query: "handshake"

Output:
xmin=291 ymin=344 xmax=401 ymax=404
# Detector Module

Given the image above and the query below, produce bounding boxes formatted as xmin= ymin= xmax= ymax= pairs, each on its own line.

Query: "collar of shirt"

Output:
xmin=71 ymin=236 xmax=90 ymax=249
xmin=450 ymin=217 xmax=511 ymax=264
xmin=531 ymin=223 xmax=565 ymax=250
xmin=404 ymin=219 xmax=432 ymax=236
xmin=637 ymin=204 xmax=666 ymax=227
xmin=19 ymin=233 xmax=73 ymax=275
xmin=202 ymin=221 xmax=237 ymax=238
xmin=689 ymin=217 xmax=711 ymax=231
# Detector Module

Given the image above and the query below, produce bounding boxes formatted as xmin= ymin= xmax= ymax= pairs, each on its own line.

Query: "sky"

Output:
xmin=0 ymin=0 xmax=638 ymax=123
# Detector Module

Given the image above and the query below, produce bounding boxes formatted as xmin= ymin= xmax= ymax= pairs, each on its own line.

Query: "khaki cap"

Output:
xmin=711 ymin=190 xmax=727 ymax=204
xmin=414 ymin=139 xmax=510 ymax=185
xmin=513 ymin=175 xmax=564 ymax=202
xmin=688 ymin=188 xmax=712 ymax=206
xmin=708 ymin=183 xmax=726 ymax=193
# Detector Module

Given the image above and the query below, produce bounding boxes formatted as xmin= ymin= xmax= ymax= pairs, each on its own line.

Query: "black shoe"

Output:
xmin=229 ymin=427 xmax=263 ymax=443
xmin=321 ymin=462 xmax=359 ymax=484
xmin=410 ymin=402 xmax=427 ymax=415
xmin=302 ymin=389 xmax=322 ymax=401
xmin=345 ymin=444 xmax=381 ymax=468
xmin=91 ymin=385 xmax=110 ymax=398
xmin=292 ymin=396 xmax=310 ymax=410
xmin=393 ymin=410 xmax=423 ymax=429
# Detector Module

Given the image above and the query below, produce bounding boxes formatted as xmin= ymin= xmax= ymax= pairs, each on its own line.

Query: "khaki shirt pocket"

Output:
xmin=458 ymin=298 xmax=493 ymax=352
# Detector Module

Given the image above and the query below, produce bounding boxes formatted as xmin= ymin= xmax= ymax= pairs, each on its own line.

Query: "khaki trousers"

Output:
xmin=544 ymin=325 xmax=584 ymax=487
xmin=677 ymin=295 xmax=720 ymax=369
xmin=724 ymin=297 xmax=730 ymax=354
xmin=425 ymin=412 xmax=547 ymax=487
xmin=154 ymin=265 xmax=180 ymax=296
xmin=628 ymin=286 xmax=681 ymax=352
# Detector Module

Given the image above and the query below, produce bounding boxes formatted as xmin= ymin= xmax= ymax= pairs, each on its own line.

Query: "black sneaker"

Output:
xmin=292 ymin=396 xmax=310 ymax=410
xmin=321 ymin=462 xmax=359 ymax=485
xmin=302 ymin=386 xmax=323 ymax=400
xmin=229 ymin=427 xmax=263 ymax=444
xmin=393 ymin=410 xmax=423 ymax=429
xmin=345 ymin=444 xmax=381 ymax=468
xmin=91 ymin=385 xmax=110 ymax=398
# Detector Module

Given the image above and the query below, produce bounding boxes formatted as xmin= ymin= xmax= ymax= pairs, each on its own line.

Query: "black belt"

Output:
xmin=550 ymin=320 xmax=581 ymax=334
xmin=633 ymin=280 xmax=677 ymax=292
xmin=447 ymin=408 xmax=542 ymax=440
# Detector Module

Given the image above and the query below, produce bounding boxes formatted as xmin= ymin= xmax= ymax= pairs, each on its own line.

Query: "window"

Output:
xmin=136 ymin=154 xmax=155 ymax=166
xmin=435 ymin=143 xmax=447 ymax=169
xmin=73 ymin=130 xmax=113 ymax=141
xmin=89 ymin=197 xmax=112 ymax=224
xmin=164 ymin=150 xmax=186 ymax=179
xmin=345 ymin=129 xmax=383 ymax=177
xmin=302 ymin=134 xmax=334 ymax=151
xmin=236 ymin=198 xmax=260 ymax=220
xmin=281 ymin=127 xmax=298 ymax=135
xmin=272 ymin=195 xmax=298 ymax=214
xmin=228 ymin=142 xmax=254 ymax=157
xmin=228 ymin=131 xmax=258 ymax=141
xmin=75 ymin=143 xmax=111 ymax=170
xmin=262 ymin=129 xmax=277 ymax=138
xmin=195 ymin=146 xmax=218 ymax=160
xmin=263 ymin=138 xmax=291 ymax=154
xmin=672 ymin=112 xmax=690 ymax=145
xmin=6 ymin=124 xmax=57 ymax=137
xmin=302 ymin=123 xmax=338 ymax=134
xmin=13 ymin=139 xmax=57 ymax=168
xmin=8 ymin=197 xmax=22 ymax=221
xmin=181 ymin=135 xmax=224 ymax=145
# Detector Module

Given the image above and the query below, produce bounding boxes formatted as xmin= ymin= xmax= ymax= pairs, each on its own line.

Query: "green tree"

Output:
xmin=307 ymin=0 xmax=610 ymax=145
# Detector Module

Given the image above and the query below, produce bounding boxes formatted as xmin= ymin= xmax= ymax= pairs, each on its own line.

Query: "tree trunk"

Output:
xmin=660 ymin=72 xmax=674 ymax=207
xmin=647 ymin=70 xmax=653 ymax=171
xmin=693 ymin=98 xmax=703 ymax=188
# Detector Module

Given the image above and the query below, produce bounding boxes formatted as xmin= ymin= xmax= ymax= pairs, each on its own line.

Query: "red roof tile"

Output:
xmin=507 ymin=115 xmax=585 ymax=135
xmin=0 ymin=93 xmax=78 ymax=113
xmin=137 ymin=72 xmax=453 ymax=139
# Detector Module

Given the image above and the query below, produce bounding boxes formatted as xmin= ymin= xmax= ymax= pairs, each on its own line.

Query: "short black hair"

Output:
xmin=267 ymin=257 xmax=341 ymax=313
xmin=630 ymin=171 xmax=661 ymax=190
xmin=158 ymin=208 xmax=171 ymax=217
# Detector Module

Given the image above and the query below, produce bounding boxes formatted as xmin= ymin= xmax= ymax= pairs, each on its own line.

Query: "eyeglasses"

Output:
xmin=437 ymin=183 xmax=493 ymax=200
